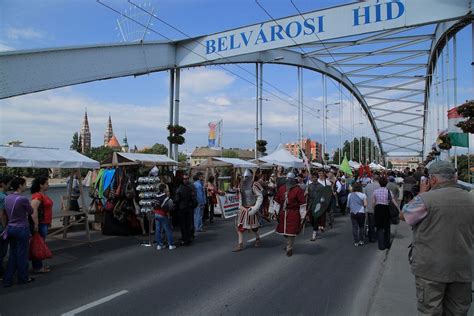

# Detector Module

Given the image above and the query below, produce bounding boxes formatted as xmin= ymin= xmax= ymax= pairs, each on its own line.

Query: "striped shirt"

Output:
xmin=373 ymin=188 xmax=390 ymax=205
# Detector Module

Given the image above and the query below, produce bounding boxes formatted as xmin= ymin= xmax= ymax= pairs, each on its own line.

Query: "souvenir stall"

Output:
xmin=95 ymin=152 xmax=178 ymax=239
xmin=0 ymin=146 xmax=100 ymax=243
xmin=194 ymin=157 xmax=258 ymax=219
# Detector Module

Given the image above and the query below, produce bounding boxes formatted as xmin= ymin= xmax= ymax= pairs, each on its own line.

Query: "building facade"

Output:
xmin=285 ymin=138 xmax=322 ymax=162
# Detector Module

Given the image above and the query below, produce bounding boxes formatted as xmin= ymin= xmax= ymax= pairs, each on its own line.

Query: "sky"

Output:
xmin=0 ymin=0 xmax=472 ymax=157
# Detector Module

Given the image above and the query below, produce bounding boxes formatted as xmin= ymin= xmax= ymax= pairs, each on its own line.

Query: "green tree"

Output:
xmin=452 ymin=154 xmax=474 ymax=183
xmin=70 ymin=132 xmax=81 ymax=152
xmin=222 ymin=150 xmax=238 ymax=158
xmin=87 ymin=146 xmax=116 ymax=164
xmin=140 ymin=143 xmax=168 ymax=155
xmin=178 ymin=152 xmax=188 ymax=163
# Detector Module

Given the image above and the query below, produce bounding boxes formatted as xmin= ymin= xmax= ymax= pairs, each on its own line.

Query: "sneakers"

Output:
xmin=158 ymin=245 xmax=176 ymax=250
xmin=169 ymin=245 xmax=176 ymax=250
xmin=354 ymin=243 xmax=359 ymax=247
xmin=156 ymin=245 xmax=164 ymax=250
xmin=358 ymin=241 xmax=364 ymax=246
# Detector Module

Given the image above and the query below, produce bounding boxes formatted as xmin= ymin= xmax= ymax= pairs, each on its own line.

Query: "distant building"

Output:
xmin=104 ymin=114 xmax=114 ymax=146
xmin=107 ymin=135 xmax=121 ymax=149
xmin=190 ymin=147 xmax=255 ymax=166
xmin=285 ymin=138 xmax=322 ymax=162
xmin=390 ymin=157 xmax=422 ymax=171
xmin=80 ymin=110 xmax=91 ymax=153
xmin=122 ymin=134 xmax=129 ymax=153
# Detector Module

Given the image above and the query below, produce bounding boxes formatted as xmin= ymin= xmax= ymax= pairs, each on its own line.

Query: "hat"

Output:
xmin=428 ymin=161 xmax=456 ymax=175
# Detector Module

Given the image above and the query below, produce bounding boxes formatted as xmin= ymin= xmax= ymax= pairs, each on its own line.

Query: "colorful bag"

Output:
xmin=29 ymin=232 xmax=52 ymax=261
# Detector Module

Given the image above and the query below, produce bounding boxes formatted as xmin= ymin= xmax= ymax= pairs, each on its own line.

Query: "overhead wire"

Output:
xmin=97 ymin=0 xmax=324 ymax=121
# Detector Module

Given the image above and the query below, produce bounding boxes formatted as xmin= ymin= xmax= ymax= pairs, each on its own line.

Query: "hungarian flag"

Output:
xmin=448 ymin=107 xmax=469 ymax=147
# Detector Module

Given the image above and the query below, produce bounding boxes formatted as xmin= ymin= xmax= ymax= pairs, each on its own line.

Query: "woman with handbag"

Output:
xmin=347 ymin=183 xmax=368 ymax=246
xmin=372 ymin=177 xmax=400 ymax=250
xmin=30 ymin=175 xmax=53 ymax=274
xmin=2 ymin=177 xmax=34 ymax=287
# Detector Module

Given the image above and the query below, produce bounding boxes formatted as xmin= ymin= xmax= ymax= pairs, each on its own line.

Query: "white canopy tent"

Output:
xmin=260 ymin=147 xmax=305 ymax=169
xmin=349 ymin=160 xmax=361 ymax=169
xmin=312 ymin=162 xmax=323 ymax=168
xmin=197 ymin=157 xmax=258 ymax=169
xmin=0 ymin=146 xmax=99 ymax=169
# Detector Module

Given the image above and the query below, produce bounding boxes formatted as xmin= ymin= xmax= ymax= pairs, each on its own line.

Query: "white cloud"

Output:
xmin=0 ymin=43 xmax=15 ymax=52
xmin=6 ymin=27 xmax=44 ymax=40
xmin=180 ymin=68 xmax=235 ymax=94
xmin=205 ymin=96 xmax=231 ymax=106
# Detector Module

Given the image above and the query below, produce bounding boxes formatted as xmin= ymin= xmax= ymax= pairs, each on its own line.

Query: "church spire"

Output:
xmin=80 ymin=109 xmax=91 ymax=153
xmin=104 ymin=113 xmax=114 ymax=146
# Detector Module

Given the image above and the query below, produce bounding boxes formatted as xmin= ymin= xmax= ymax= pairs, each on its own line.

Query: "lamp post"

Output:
xmin=324 ymin=101 xmax=340 ymax=164
xmin=255 ymin=56 xmax=283 ymax=158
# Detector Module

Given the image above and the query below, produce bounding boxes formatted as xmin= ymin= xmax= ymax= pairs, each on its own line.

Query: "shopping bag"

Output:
xmin=29 ymin=232 xmax=53 ymax=261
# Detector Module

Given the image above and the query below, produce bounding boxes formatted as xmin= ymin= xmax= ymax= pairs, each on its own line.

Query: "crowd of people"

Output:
xmin=0 ymin=175 xmax=54 ymax=288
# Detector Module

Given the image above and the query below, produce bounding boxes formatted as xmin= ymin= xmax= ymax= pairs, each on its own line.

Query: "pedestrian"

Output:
xmin=401 ymin=161 xmax=474 ymax=315
xmin=206 ymin=175 xmax=220 ymax=224
xmin=386 ymin=176 xmax=400 ymax=206
xmin=0 ymin=175 xmax=12 ymax=280
xmin=154 ymin=183 xmax=176 ymax=250
xmin=364 ymin=175 xmax=380 ymax=243
xmin=30 ymin=175 xmax=53 ymax=274
xmin=402 ymin=171 xmax=417 ymax=207
xmin=273 ymin=172 xmax=306 ymax=257
xmin=233 ymin=169 xmax=263 ymax=252
xmin=174 ymin=175 xmax=196 ymax=246
xmin=372 ymin=177 xmax=399 ymax=250
xmin=347 ymin=183 xmax=367 ymax=246
xmin=2 ymin=177 xmax=34 ymax=287
xmin=338 ymin=178 xmax=348 ymax=216
xmin=193 ymin=172 xmax=206 ymax=233
xmin=306 ymin=171 xmax=332 ymax=241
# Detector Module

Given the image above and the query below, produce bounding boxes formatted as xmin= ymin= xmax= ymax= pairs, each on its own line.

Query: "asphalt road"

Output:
xmin=0 ymin=215 xmax=386 ymax=316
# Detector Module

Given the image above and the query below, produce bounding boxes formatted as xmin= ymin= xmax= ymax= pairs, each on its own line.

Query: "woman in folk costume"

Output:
xmin=273 ymin=172 xmax=307 ymax=257
xmin=233 ymin=169 xmax=263 ymax=252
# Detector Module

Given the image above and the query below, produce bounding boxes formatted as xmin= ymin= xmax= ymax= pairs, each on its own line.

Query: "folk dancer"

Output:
xmin=233 ymin=169 xmax=263 ymax=252
xmin=273 ymin=172 xmax=306 ymax=257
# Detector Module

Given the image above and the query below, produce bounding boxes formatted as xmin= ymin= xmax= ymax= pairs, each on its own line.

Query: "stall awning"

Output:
xmin=197 ymin=157 xmax=258 ymax=169
xmin=101 ymin=152 xmax=178 ymax=167
xmin=0 ymin=146 xmax=100 ymax=169
xmin=260 ymin=147 xmax=305 ymax=169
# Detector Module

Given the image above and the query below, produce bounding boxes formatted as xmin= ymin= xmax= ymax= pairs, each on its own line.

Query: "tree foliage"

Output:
xmin=70 ymin=132 xmax=81 ymax=152
xmin=452 ymin=154 xmax=474 ymax=183
xmin=139 ymin=143 xmax=168 ymax=155
xmin=87 ymin=146 xmax=116 ymax=164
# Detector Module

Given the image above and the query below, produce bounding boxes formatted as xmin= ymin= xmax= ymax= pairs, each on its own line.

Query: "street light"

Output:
xmin=255 ymin=56 xmax=284 ymax=158
xmin=323 ymin=102 xmax=340 ymax=164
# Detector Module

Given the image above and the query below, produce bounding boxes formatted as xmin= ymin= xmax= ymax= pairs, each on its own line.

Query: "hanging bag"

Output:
xmin=29 ymin=232 xmax=52 ymax=261
xmin=387 ymin=189 xmax=400 ymax=225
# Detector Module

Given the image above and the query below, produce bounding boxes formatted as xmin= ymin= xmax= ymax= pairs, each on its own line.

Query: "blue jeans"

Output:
xmin=155 ymin=215 xmax=174 ymax=247
xmin=32 ymin=223 xmax=48 ymax=271
xmin=0 ymin=232 xmax=8 ymax=276
xmin=3 ymin=226 xmax=30 ymax=286
xmin=194 ymin=206 xmax=203 ymax=231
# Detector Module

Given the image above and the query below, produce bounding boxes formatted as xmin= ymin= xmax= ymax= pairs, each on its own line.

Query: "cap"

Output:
xmin=428 ymin=161 xmax=456 ymax=175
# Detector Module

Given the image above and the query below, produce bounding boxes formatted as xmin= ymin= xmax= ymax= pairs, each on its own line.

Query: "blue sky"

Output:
xmin=0 ymin=0 xmax=472 ymax=156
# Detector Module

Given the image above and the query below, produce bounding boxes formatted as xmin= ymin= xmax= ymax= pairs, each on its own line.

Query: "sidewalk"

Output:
xmin=370 ymin=222 xmax=474 ymax=316
xmin=369 ymin=222 xmax=417 ymax=316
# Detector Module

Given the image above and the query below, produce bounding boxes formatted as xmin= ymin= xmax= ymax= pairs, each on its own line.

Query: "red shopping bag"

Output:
xmin=29 ymin=232 xmax=52 ymax=261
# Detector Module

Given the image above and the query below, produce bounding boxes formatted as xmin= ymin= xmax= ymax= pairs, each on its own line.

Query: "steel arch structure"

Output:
xmin=0 ymin=0 xmax=472 ymax=162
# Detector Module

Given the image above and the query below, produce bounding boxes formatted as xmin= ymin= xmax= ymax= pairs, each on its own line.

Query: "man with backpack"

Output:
xmin=175 ymin=175 xmax=197 ymax=246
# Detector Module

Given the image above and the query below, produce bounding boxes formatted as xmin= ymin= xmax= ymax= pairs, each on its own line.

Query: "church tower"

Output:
xmin=122 ymin=133 xmax=129 ymax=153
xmin=80 ymin=110 xmax=91 ymax=153
xmin=104 ymin=114 xmax=114 ymax=146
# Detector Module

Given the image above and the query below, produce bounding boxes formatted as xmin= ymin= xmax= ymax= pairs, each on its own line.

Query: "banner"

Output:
xmin=215 ymin=192 xmax=239 ymax=219
xmin=208 ymin=121 xmax=218 ymax=147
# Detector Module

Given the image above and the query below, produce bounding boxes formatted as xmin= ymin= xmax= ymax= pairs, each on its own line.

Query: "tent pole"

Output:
xmin=77 ymin=169 xmax=90 ymax=243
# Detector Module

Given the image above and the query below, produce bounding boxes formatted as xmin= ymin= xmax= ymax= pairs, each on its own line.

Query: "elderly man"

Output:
xmin=364 ymin=175 xmax=380 ymax=243
xmin=402 ymin=161 xmax=474 ymax=315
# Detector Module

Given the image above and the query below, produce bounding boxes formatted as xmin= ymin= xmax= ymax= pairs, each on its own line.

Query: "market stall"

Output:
xmin=195 ymin=157 xmax=258 ymax=219
xmin=96 ymin=152 xmax=178 ymax=239
xmin=0 ymin=145 xmax=100 ymax=243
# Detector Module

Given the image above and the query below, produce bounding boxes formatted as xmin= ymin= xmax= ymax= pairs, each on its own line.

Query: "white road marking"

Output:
xmin=247 ymin=229 xmax=275 ymax=243
xmin=61 ymin=290 xmax=129 ymax=316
